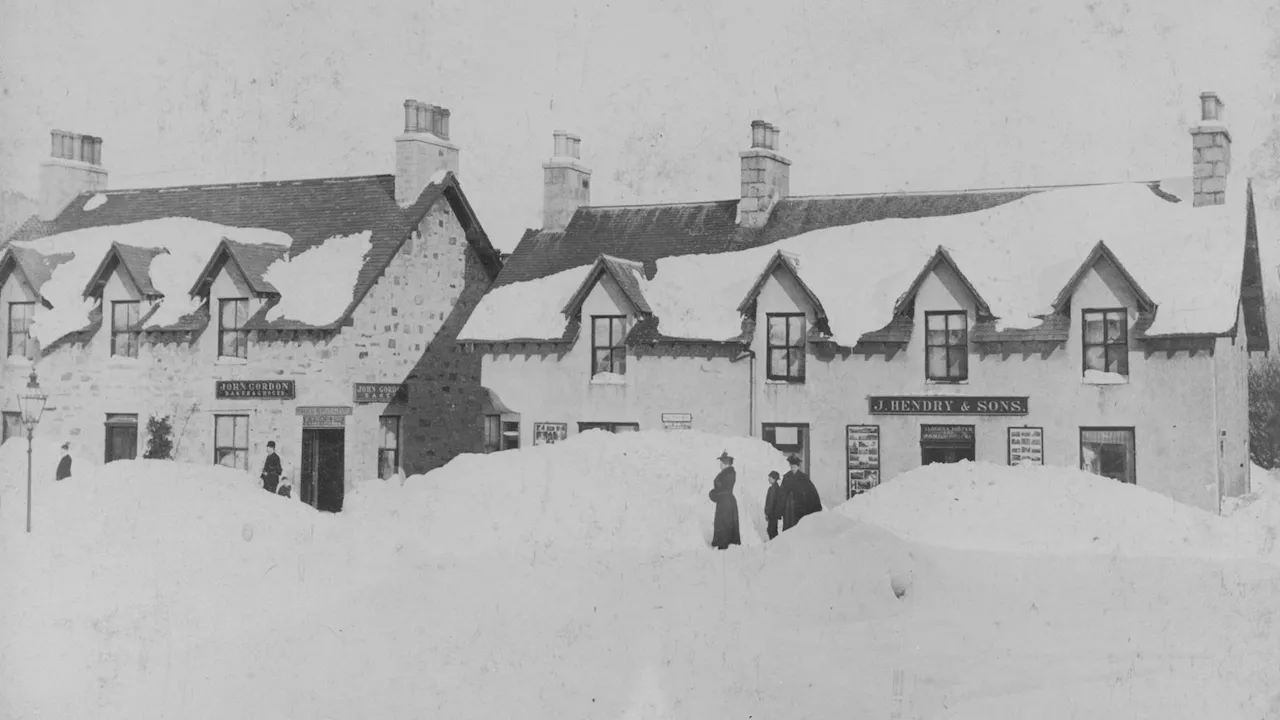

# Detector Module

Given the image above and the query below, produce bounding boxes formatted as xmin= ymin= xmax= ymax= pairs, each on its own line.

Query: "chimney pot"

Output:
xmin=1200 ymin=92 xmax=1224 ymax=123
xmin=440 ymin=108 xmax=451 ymax=140
xmin=414 ymin=102 xmax=426 ymax=134
xmin=553 ymin=130 xmax=568 ymax=158
xmin=404 ymin=100 xmax=416 ymax=132
xmin=751 ymin=120 xmax=767 ymax=149
xmin=395 ymin=99 xmax=462 ymax=206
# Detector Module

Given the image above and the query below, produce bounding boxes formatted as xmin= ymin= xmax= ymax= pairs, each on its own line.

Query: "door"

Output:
xmin=919 ymin=424 xmax=975 ymax=466
xmin=301 ymin=430 xmax=317 ymax=506
xmin=302 ymin=428 xmax=345 ymax=513
xmin=104 ymin=415 xmax=139 ymax=463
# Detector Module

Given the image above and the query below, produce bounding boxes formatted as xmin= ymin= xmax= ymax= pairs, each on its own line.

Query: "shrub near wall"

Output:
xmin=1248 ymin=354 xmax=1280 ymax=469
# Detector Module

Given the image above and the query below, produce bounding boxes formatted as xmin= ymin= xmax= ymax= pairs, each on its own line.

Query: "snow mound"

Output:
xmin=458 ymin=263 xmax=592 ymax=341
xmin=344 ymin=429 xmax=792 ymax=557
xmin=262 ymin=231 xmax=373 ymax=326
xmin=10 ymin=218 xmax=294 ymax=344
xmin=840 ymin=461 xmax=1273 ymax=560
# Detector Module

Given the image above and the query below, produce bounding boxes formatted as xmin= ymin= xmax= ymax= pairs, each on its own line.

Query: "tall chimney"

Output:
xmin=1191 ymin=92 xmax=1230 ymax=207
xmin=39 ymin=130 xmax=108 ymax=221
xmin=542 ymin=130 xmax=591 ymax=232
xmin=395 ymin=99 xmax=460 ymax=207
xmin=737 ymin=119 xmax=791 ymax=229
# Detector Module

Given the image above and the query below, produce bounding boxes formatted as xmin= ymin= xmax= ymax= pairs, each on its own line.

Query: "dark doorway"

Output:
xmin=762 ymin=423 xmax=810 ymax=470
xmin=920 ymin=424 xmax=975 ymax=465
xmin=301 ymin=428 xmax=345 ymax=513
xmin=104 ymin=414 xmax=139 ymax=463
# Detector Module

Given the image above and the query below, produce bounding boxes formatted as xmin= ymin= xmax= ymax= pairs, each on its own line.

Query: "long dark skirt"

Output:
xmin=712 ymin=496 xmax=741 ymax=549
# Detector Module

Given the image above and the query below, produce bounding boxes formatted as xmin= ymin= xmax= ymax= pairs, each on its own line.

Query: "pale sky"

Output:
xmin=1 ymin=0 xmax=1277 ymax=254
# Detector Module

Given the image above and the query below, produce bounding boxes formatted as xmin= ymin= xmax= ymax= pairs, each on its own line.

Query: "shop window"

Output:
xmin=925 ymin=311 xmax=968 ymax=382
xmin=591 ymin=315 xmax=627 ymax=377
xmin=214 ymin=414 xmax=250 ymax=470
xmin=111 ymin=300 xmax=141 ymax=358
xmin=378 ymin=416 xmax=400 ymax=479
xmin=104 ymin=414 xmax=139 ymax=463
xmin=578 ymin=422 xmax=640 ymax=434
xmin=1082 ymin=309 xmax=1128 ymax=377
xmin=484 ymin=415 xmax=521 ymax=452
xmin=1080 ymin=427 xmax=1135 ymax=484
xmin=920 ymin=424 xmax=975 ymax=465
xmin=2 ymin=411 xmax=23 ymax=444
xmin=7 ymin=301 xmax=35 ymax=359
xmin=762 ymin=423 xmax=809 ymax=469
xmin=218 ymin=298 xmax=250 ymax=359
xmin=766 ymin=313 xmax=806 ymax=382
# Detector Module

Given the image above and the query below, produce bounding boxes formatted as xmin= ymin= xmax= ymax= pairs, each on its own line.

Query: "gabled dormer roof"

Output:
xmin=1050 ymin=240 xmax=1156 ymax=314
xmin=560 ymin=254 xmax=652 ymax=318
xmin=82 ymin=242 xmax=169 ymax=299
xmin=736 ymin=250 xmax=827 ymax=318
xmin=0 ymin=246 xmax=72 ymax=308
xmin=189 ymin=237 xmax=288 ymax=297
xmin=893 ymin=246 xmax=993 ymax=318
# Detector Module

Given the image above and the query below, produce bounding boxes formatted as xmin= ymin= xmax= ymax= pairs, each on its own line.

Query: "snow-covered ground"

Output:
xmin=2 ymin=431 xmax=1279 ymax=719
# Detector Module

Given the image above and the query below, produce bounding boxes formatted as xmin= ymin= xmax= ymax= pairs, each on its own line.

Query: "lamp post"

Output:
xmin=16 ymin=368 xmax=48 ymax=534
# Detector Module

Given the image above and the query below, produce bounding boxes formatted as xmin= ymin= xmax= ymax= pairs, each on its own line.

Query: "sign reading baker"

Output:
xmin=868 ymin=396 xmax=1029 ymax=416
xmin=353 ymin=383 xmax=408 ymax=404
xmin=216 ymin=380 xmax=296 ymax=400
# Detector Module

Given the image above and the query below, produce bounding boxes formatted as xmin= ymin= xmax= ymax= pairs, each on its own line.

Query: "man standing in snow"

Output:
xmin=780 ymin=454 xmax=822 ymax=532
xmin=261 ymin=441 xmax=282 ymax=493
xmin=55 ymin=442 xmax=72 ymax=481
xmin=709 ymin=451 xmax=741 ymax=550
xmin=764 ymin=470 xmax=783 ymax=540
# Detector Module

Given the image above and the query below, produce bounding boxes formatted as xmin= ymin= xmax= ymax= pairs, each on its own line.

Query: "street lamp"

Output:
xmin=16 ymin=368 xmax=48 ymax=534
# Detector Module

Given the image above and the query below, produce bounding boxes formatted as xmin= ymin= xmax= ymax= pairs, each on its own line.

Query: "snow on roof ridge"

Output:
xmin=98 ymin=174 xmax=393 ymax=195
xmin=586 ymin=199 xmax=732 ymax=211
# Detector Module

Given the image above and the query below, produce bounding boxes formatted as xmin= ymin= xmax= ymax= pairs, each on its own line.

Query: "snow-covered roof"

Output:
xmin=460 ymin=179 xmax=1263 ymax=348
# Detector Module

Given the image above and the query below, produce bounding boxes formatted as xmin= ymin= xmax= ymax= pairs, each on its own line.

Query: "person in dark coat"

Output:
xmin=780 ymin=454 xmax=823 ymax=532
xmin=261 ymin=441 xmax=282 ymax=493
xmin=763 ymin=470 xmax=783 ymax=540
xmin=55 ymin=442 xmax=72 ymax=481
xmin=709 ymin=450 xmax=741 ymax=550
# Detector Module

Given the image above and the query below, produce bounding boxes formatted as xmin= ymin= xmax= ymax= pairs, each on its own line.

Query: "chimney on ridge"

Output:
xmin=738 ymin=120 xmax=791 ymax=229
xmin=1191 ymin=92 xmax=1230 ymax=207
xmin=542 ymin=130 xmax=591 ymax=231
xmin=40 ymin=130 xmax=108 ymax=221
xmin=395 ymin=99 xmax=460 ymax=207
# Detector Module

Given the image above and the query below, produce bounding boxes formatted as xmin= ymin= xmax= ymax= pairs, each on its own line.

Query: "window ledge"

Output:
xmin=1083 ymin=377 xmax=1129 ymax=386
xmin=216 ymin=357 xmax=250 ymax=366
xmin=590 ymin=373 xmax=627 ymax=386
xmin=925 ymin=379 xmax=970 ymax=386
xmin=764 ymin=378 xmax=805 ymax=386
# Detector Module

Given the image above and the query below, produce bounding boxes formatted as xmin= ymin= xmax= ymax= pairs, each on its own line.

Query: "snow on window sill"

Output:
xmin=590 ymin=372 xmax=627 ymax=386
xmin=1083 ymin=370 xmax=1129 ymax=385
xmin=764 ymin=378 xmax=805 ymax=385
xmin=216 ymin=356 xmax=250 ymax=366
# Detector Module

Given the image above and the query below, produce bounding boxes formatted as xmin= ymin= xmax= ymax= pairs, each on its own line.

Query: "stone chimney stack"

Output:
xmin=1191 ymin=92 xmax=1230 ymax=207
xmin=542 ymin=130 xmax=591 ymax=231
xmin=40 ymin=130 xmax=108 ymax=221
xmin=395 ymin=99 xmax=460 ymax=207
xmin=738 ymin=119 xmax=791 ymax=229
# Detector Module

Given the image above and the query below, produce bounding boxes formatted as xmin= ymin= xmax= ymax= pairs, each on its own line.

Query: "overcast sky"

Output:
xmin=1 ymin=0 xmax=1277 ymax=253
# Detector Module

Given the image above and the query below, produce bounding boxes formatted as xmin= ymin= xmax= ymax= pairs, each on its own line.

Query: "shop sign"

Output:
xmin=216 ymin=380 xmax=296 ymax=400
xmin=661 ymin=413 xmax=693 ymax=431
xmin=869 ymin=396 xmax=1028 ymax=416
xmin=353 ymin=383 xmax=408 ymax=404
xmin=295 ymin=406 xmax=353 ymax=417
xmin=920 ymin=424 xmax=975 ymax=443
xmin=533 ymin=422 xmax=568 ymax=446
xmin=302 ymin=415 xmax=347 ymax=429
xmin=1008 ymin=426 xmax=1044 ymax=466
xmin=845 ymin=425 xmax=881 ymax=499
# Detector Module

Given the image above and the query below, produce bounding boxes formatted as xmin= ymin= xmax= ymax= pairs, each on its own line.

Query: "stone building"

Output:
xmin=460 ymin=92 xmax=1268 ymax=515
xmin=1 ymin=100 xmax=503 ymax=511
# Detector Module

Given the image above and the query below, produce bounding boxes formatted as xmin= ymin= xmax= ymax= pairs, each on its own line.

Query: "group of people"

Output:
xmin=708 ymin=450 xmax=824 ymax=550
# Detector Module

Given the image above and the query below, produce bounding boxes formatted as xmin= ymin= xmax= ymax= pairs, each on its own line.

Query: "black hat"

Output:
xmin=787 ymin=454 xmax=801 ymax=466
xmin=718 ymin=451 xmax=733 ymax=463
xmin=267 ymin=441 xmax=276 ymax=449
xmin=768 ymin=470 xmax=780 ymax=480
xmin=61 ymin=442 xmax=70 ymax=451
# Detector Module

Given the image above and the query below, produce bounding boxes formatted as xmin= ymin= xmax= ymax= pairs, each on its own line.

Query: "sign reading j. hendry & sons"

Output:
xmin=353 ymin=383 xmax=408 ymax=404
xmin=215 ymin=380 xmax=296 ymax=400
xmin=868 ymin=396 xmax=1028 ymax=416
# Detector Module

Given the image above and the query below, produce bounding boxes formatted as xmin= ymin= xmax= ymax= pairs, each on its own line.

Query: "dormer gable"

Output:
xmin=0 ymin=246 xmax=72 ymax=308
xmin=893 ymin=246 xmax=993 ymax=320
xmin=81 ymin=242 xmax=168 ymax=301
xmin=189 ymin=238 xmax=287 ymax=299
xmin=1051 ymin=241 xmax=1155 ymax=317
xmin=561 ymin=254 xmax=652 ymax=321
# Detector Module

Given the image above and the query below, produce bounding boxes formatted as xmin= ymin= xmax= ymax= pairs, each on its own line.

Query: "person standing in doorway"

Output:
xmin=764 ymin=470 xmax=783 ymax=540
xmin=55 ymin=442 xmax=72 ymax=481
xmin=261 ymin=441 xmax=282 ymax=493
xmin=781 ymin=454 xmax=822 ymax=532
xmin=708 ymin=450 xmax=741 ymax=550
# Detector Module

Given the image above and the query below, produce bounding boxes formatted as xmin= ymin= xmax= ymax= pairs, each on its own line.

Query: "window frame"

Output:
xmin=1079 ymin=426 xmax=1136 ymax=485
xmin=377 ymin=415 xmax=401 ymax=479
xmin=765 ymin=313 xmax=807 ymax=382
xmin=2 ymin=411 xmax=23 ymax=443
xmin=578 ymin=422 xmax=640 ymax=434
xmin=590 ymin=314 xmax=627 ymax=376
xmin=218 ymin=298 xmax=250 ymax=360
xmin=483 ymin=414 xmax=502 ymax=453
xmin=924 ymin=310 xmax=969 ymax=382
xmin=1081 ymin=308 xmax=1129 ymax=377
xmin=7 ymin=301 xmax=35 ymax=359
xmin=213 ymin=414 xmax=250 ymax=471
xmin=110 ymin=300 xmax=141 ymax=358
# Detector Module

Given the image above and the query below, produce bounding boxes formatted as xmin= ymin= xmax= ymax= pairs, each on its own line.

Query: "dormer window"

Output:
xmin=1082 ymin=309 xmax=1128 ymax=378
xmin=590 ymin=315 xmax=626 ymax=377
xmin=925 ymin=311 xmax=968 ymax=382
xmin=766 ymin=313 xmax=806 ymax=382
xmin=7 ymin=301 xmax=35 ymax=359
xmin=110 ymin=301 xmax=140 ymax=358
xmin=219 ymin=298 xmax=250 ymax=359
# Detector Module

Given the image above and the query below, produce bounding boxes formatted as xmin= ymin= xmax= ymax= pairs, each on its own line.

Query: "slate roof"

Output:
xmin=8 ymin=172 xmax=503 ymax=336
xmin=0 ymin=245 xmax=73 ymax=304
xmin=83 ymin=243 xmax=169 ymax=298
xmin=189 ymin=238 xmax=288 ymax=297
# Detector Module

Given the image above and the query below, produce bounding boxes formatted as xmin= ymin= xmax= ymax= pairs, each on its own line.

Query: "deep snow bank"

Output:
xmin=344 ymin=429 xmax=792 ymax=557
xmin=841 ymin=461 xmax=1273 ymax=559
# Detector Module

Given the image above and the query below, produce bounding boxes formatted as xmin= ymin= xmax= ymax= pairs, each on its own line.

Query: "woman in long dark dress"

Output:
xmin=709 ymin=451 xmax=742 ymax=550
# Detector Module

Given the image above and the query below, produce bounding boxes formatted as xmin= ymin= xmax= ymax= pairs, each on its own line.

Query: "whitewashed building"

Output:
xmin=460 ymin=92 xmax=1268 ymax=514
xmin=1 ymin=101 xmax=504 ymax=511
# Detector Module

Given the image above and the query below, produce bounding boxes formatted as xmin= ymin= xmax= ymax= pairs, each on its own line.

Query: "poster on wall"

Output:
xmin=533 ymin=422 xmax=568 ymax=446
xmin=1008 ymin=426 xmax=1044 ymax=466
xmin=846 ymin=425 xmax=882 ymax=499
xmin=661 ymin=413 xmax=693 ymax=431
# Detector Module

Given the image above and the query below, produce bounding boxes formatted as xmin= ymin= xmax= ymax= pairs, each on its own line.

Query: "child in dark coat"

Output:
xmin=764 ymin=470 xmax=783 ymax=540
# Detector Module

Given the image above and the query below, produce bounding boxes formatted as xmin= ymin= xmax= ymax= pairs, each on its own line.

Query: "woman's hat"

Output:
xmin=787 ymin=454 xmax=801 ymax=466
xmin=60 ymin=442 xmax=70 ymax=450
xmin=717 ymin=451 xmax=733 ymax=463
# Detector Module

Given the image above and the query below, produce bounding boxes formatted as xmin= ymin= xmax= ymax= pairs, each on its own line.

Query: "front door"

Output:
xmin=301 ymin=428 xmax=345 ymax=513
xmin=920 ymin=424 xmax=975 ymax=466
xmin=104 ymin=415 xmax=139 ymax=463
